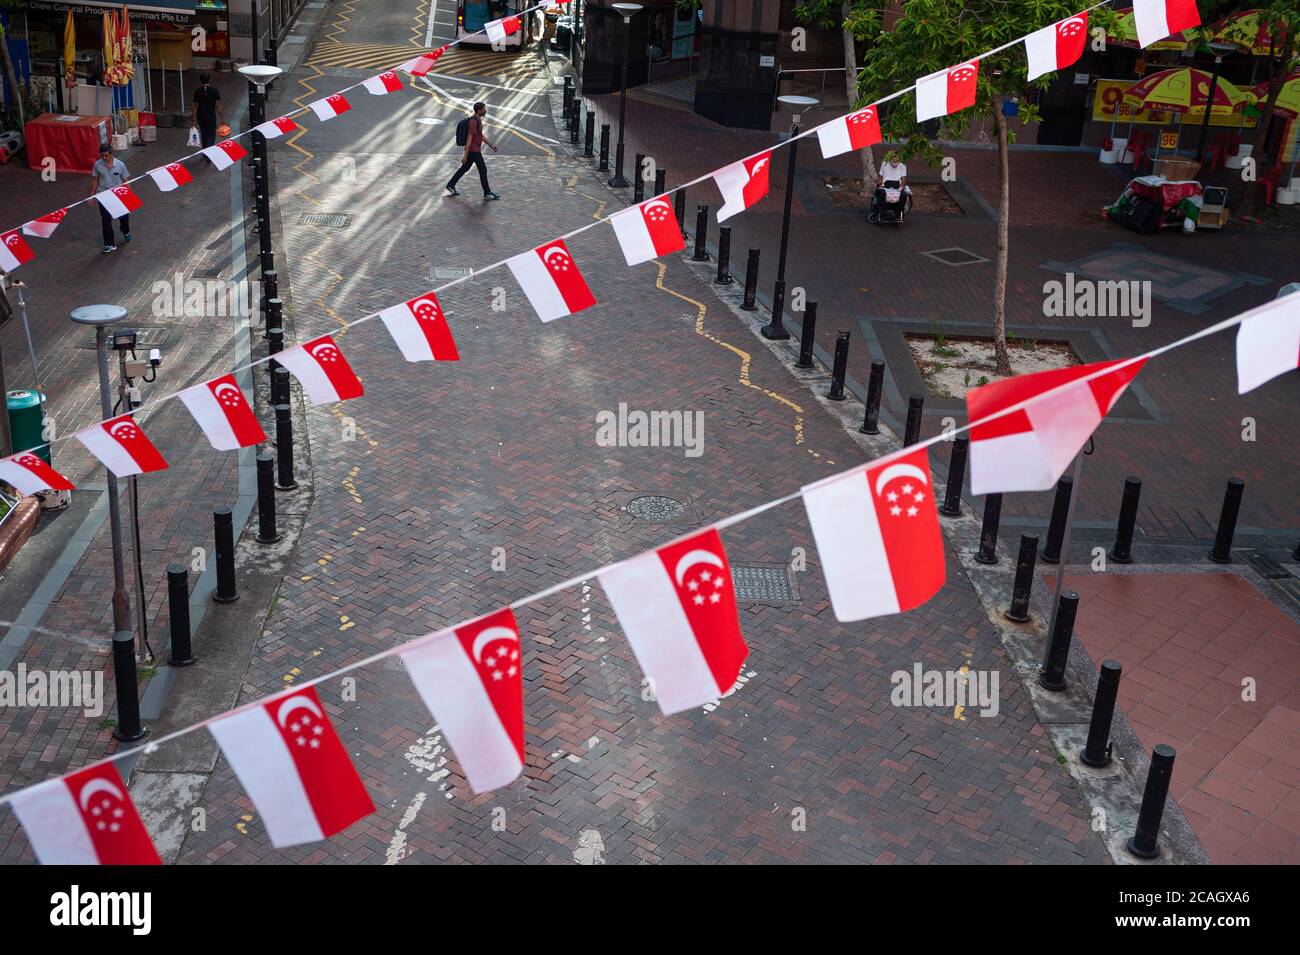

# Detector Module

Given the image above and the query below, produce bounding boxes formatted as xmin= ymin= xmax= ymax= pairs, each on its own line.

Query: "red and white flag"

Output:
xmin=178 ymin=374 xmax=266 ymax=451
xmin=95 ymin=184 xmax=142 ymax=219
xmin=75 ymin=415 xmax=168 ymax=477
xmin=506 ymin=238 xmax=597 ymax=323
xmin=363 ymin=70 xmax=404 ymax=95
xmin=256 ymin=115 xmax=298 ymax=139
xmin=599 ymin=528 xmax=748 ymax=715
xmin=485 ymin=15 xmax=522 ymax=44
xmin=916 ymin=59 xmax=980 ymax=122
xmin=0 ymin=451 xmax=75 ymax=495
xmin=148 ymin=162 xmax=193 ymax=192
xmin=715 ymin=152 xmax=772 ymax=222
xmin=209 ymin=686 xmax=375 ymax=849
xmin=308 ymin=93 xmax=352 ymax=121
xmin=275 ymin=335 xmax=364 ymax=405
xmin=202 ymin=139 xmax=248 ymax=170
xmin=802 ymin=448 xmax=945 ymax=623
xmin=401 ymin=608 xmax=525 ymax=794
xmin=377 ymin=292 xmax=460 ymax=363
xmin=401 ymin=46 xmax=447 ymax=77
xmin=966 ymin=358 xmax=1146 ymax=495
xmin=10 ymin=763 xmax=160 ymax=865
xmin=1025 ymin=12 xmax=1089 ymax=81
xmin=23 ymin=208 xmax=67 ymax=238
xmin=1134 ymin=0 xmax=1200 ymax=48
xmin=817 ymin=105 xmax=883 ymax=159
xmin=1236 ymin=296 xmax=1300 ymax=393
xmin=0 ymin=229 xmax=34 ymax=272
xmin=610 ymin=196 xmax=685 ymax=266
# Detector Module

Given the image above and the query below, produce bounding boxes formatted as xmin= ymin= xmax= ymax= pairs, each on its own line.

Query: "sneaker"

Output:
xmin=445 ymin=185 xmax=459 ymax=196
xmin=121 ymin=233 xmax=132 ymax=245
xmin=102 ymin=244 xmax=117 ymax=253
xmin=484 ymin=192 xmax=500 ymax=200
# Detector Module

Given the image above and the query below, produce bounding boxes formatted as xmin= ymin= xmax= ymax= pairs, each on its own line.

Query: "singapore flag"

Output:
xmin=802 ymin=447 xmax=945 ymax=622
xmin=1025 ymin=12 xmax=1089 ymax=81
xmin=401 ymin=45 xmax=447 ymax=77
xmin=363 ymin=70 xmax=404 ymax=95
xmin=95 ymin=184 xmax=142 ymax=219
xmin=1134 ymin=0 xmax=1201 ymax=48
xmin=714 ymin=151 xmax=772 ymax=222
xmin=915 ymin=59 xmax=980 ymax=122
xmin=148 ymin=162 xmax=194 ymax=192
xmin=308 ymin=93 xmax=352 ymax=121
xmin=0 ymin=451 xmax=75 ymax=495
xmin=202 ymin=139 xmax=249 ymax=170
xmin=817 ymin=105 xmax=882 ymax=159
xmin=0 ymin=229 xmax=34 ymax=272
xmin=255 ymin=115 xmax=298 ymax=139
xmin=966 ymin=358 xmax=1146 ymax=495
xmin=23 ymin=208 xmax=68 ymax=238
xmin=75 ymin=415 xmax=168 ymax=477
xmin=275 ymin=335 xmax=364 ymax=405
xmin=401 ymin=608 xmax=525 ymax=794
xmin=209 ymin=686 xmax=375 ymax=849
xmin=485 ymin=15 xmax=521 ymax=43
xmin=177 ymin=374 xmax=266 ymax=451
xmin=599 ymin=528 xmax=748 ymax=715
xmin=376 ymin=291 xmax=460 ymax=362
xmin=10 ymin=763 xmax=160 ymax=865
xmin=1236 ymin=294 xmax=1300 ymax=393
xmin=506 ymin=238 xmax=597 ymax=322
xmin=610 ymin=196 xmax=686 ymax=266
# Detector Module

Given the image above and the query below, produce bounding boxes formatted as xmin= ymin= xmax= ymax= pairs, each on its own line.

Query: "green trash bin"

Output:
xmin=7 ymin=390 xmax=49 ymax=465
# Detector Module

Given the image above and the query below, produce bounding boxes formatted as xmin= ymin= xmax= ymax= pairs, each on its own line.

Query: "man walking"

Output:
xmin=446 ymin=102 xmax=500 ymax=200
xmin=192 ymin=72 xmax=224 ymax=151
xmin=90 ymin=144 xmax=132 ymax=253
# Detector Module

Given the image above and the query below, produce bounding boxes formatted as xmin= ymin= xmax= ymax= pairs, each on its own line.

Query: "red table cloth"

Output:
xmin=25 ymin=114 xmax=110 ymax=175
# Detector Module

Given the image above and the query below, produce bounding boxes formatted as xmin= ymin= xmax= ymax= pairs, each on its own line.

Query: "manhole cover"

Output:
xmin=922 ymin=247 xmax=989 ymax=267
xmin=80 ymin=327 xmax=171 ymax=349
xmin=623 ymin=495 xmax=687 ymax=523
xmin=731 ymin=564 xmax=795 ymax=603
xmin=300 ymin=212 xmax=351 ymax=228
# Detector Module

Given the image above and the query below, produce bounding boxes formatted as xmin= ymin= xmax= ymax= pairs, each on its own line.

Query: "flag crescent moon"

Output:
xmin=214 ymin=382 xmax=241 ymax=399
xmin=471 ymin=625 xmax=519 ymax=663
xmin=542 ymin=245 xmax=568 ymax=264
xmin=109 ymin=420 xmax=135 ymax=439
xmin=673 ymin=549 xmax=725 ymax=586
xmin=874 ymin=463 xmax=930 ymax=496
xmin=78 ymin=777 xmax=125 ymax=810
xmin=276 ymin=693 xmax=324 ymax=727
xmin=411 ymin=298 xmax=440 ymax=317
xmin=643 ymin=198 xmax=671 ymax=214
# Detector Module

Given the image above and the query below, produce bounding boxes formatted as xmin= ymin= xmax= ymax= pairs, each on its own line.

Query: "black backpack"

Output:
xmin=455 ymin=116 xmax=472 ymax=147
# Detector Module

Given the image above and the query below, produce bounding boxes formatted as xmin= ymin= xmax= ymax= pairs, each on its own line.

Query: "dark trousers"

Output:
xmin=99 ymin=204 xmax=129 ymax=246
xmin=199 ymin=121 xmax=217 ymax=148
xmin=448 ymin=151 xmax=490 ymax=194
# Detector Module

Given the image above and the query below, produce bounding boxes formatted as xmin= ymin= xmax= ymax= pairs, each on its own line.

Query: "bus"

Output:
xmin=456 ymin=1 xmax=541 ymax=48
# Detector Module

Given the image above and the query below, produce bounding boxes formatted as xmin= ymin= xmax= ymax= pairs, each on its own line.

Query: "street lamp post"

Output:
xmin=239 ymin=64 xmax=284 ymax=278
xmin=762 ymin=95 xmax=819 ymax=341
xmin=608 ymin=3 xmax=642 ymax=188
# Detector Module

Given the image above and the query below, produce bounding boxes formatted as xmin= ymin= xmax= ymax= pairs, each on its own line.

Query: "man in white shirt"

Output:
xmin=874 ymin=151 xmax=912 ymax=219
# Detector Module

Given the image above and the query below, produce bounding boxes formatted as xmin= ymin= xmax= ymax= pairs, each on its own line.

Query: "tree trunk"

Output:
xmin=0 ymin=24 xmax=25 ymax=129
xmin=1241 ymin=32 xmax=1294 ymax=217
xmin=993 ymin=107 xmax=1012 ymax=377
xmin=841 ymin=2 xmax=876 ymax=190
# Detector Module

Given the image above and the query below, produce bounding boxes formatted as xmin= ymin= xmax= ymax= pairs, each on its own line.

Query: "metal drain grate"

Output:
xmin=623 ymin=495 xmax=687 ymax=524
xmin=300 ymin=212 xmax=351 ymax=228
xmin=731 ymin=564 xmax=795 ymax=603
xmin=1245 ymin=550 xmax=1291 ymax=580
xmin=922 ymin=247 xmax=989 ymax=267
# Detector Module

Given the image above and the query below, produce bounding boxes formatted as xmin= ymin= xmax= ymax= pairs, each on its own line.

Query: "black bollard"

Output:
xmin=1041 ymin=474 xmax=1074 ymax=564
xmin=1110 ymin=476 xmax=1142 ymax=564
xmin=674 ymin=188 xmax=688 ymax=239
xmin=654 ymin=169 xmax=665 ymax=198
xmin=1039 ymin=590 xmax=1079 ymax=691
xmin=827 ymin=331 xmax=850 ymax=401
xmin=1128 ymin=744 xmax=1177 ymax=859
xmin=213 ymin=507 xmax=239 ymax=603
xmin=598 ymin=123 xmax=610 ymax=171
xmin=764 ymin=278 xmax=790 ymax=340
xmin=273 ymin=365 xmax=291 ymax=409
xmin=741 ymin=249 xmax=760 ymax=310
xmin=1081 ymin=660 xmax=1123 ymax=767
xmin=563 ymin=76 xmax=573 ymax=113
xmin=1209 ymin=478 xmax=1245 ymax=563
xmin=904 ymin=395 xmax=924 ymax=446
xmin=715 ymin=227 xmax=733 ymax=284
xmin=265 ymin=298 xmax=283 ymax=338
xmin=633 ymin=153 xmax=645 ymax=201
xmin=692 ymin=205 xmax=710 ymax=261
xmin=570 ymin=104 xmax=580 ymax=145
xmin=796 ymin=301 xmax=817 ymax=369
xmin=976 ymin=494 xmax=1003 ymax=564
xmin=275 ymin=403 xmax=297 ymax=490
xmin=112 ymin=630 xmax=147 ymax=742
xmin=583 ymin=110 xmax=595 ymax=158
xmin=1005 ymin=534 xmax=1039 ymax=622
xmin=268 ymin=325 xmax=284 ymax=357
xmin=859 ymin=360 xmax=885 ymax=435
xmin=940 ymin=436 xmax=968 ymax=516
xmin=256 ymin=453 xmax=280 ymax=545
xmin=167 ymin=564 xmax=195 ymax=667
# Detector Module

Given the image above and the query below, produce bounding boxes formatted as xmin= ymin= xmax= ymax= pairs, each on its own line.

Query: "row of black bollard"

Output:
xmin=1041 ymin=474 xmax=1073 ymax=564
xmin=1005 ymin=534 xmax=1039 ymax=623
xmin=796 ymin=302 xmax=817 ymax=369
xmin=715 ymin=227 xmax=733 ymax=285
xmin=598 ymin=123 xmax=610 ymax=172
xmin=827 ymin=331 xmax=850 ymax=401
xmin=569 ymin=102 xmax=580 ymax=145
xmin=633 ymin=152 xmax=645 ymax=202
xmin=1110 ymin=476 xmax=1142 ymax=563
xmin=903 ymin=395 xmax=924 ymax=447
xmin=741 ymin=249 xmax=759 ymax=310
xmin=859 ymin=361 xmax=884 ymax=435
xmin=975 ymin=494 xmax=1003 ymax=564
xmin=692 ymin=205 xmax=709 ymax=261
xmin=654 ymin=169 xmax=666 ymax=198
xmin=940 ymin=437 xmax=968 ymax=517
xmin=584 ymin=110 xmax=595 ymax=158
xmin=674 ymin=189 xmax=688 ymax=240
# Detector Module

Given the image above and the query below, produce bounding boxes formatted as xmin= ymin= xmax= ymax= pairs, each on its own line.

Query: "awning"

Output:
xmin=27 ymin=1 xmax=196 ymax=24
